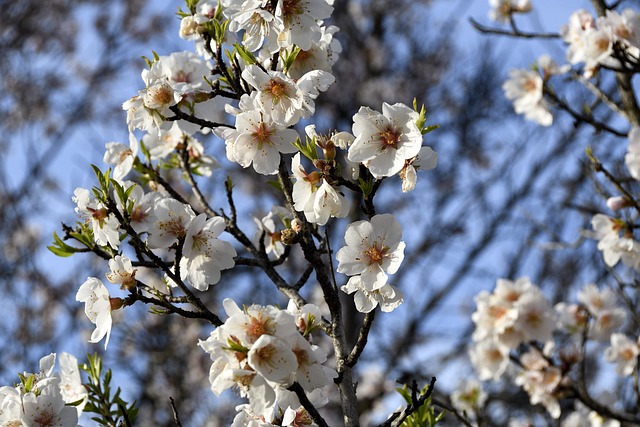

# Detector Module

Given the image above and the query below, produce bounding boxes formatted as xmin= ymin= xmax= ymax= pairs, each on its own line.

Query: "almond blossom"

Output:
xmin=227 ymin=109 xmax=299 ymax=175
xmin=253 ymin=206 xmax=292 ymax=257
xmin=577 ymin=283 xmax=626 ymax=342
xmin=348 ymin=102 xmax=423 ymax=178
xmin=625 ymin=127 xmax=640 ymax=180
xmin=222 ymin=0 xmax=282 ymax=53
xmin=503 ymin=68 xmax=552 ymax=126
xmin=76 ymin=277 xmax=116 ymax=350
xmin=106 ymin=254 xmax=137 ymax=290
xmin=103 ymin=133 xmax=138 ymax=182
xmin=341 ymin=275 xmax=403 ymax=313
xmin=515 ymin=348 xmax=562 ymax=419
xmin=179 ymin=214 xmax=236 ymax=291
xmin=241 ymin=65 xmax=334 ymax=126
xmin=604 ymin=333 xmax=639 ymax=376
xmin=73 ymin=187 xmax=120 ymax=249
xmin=276 ymin=0 xmax=333 ymax=51
xmin=591 ymin=213 xmax=640 ymax=271
xmin=58 ymin=353 xmax=88 ymax=415
xmin=488 ymin=0 xmax=531 ymax=23
xmin=336 ymin=213 xmax=405 ymax=291
xmin=399 ymin=146 xmax=438 ymax=193
xmin=146 ymin=198 xmax=196 ymax=249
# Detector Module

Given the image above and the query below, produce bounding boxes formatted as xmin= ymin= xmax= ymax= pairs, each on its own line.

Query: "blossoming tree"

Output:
xmin=4 ymin=0 xmax=640 ymax=426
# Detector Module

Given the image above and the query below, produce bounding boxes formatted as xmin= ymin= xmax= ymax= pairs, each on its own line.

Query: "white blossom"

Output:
xmin=604 ymin=333 xmax=639 ymax=376
xmin=341 ymin=275 xmax=403 ymax=313
xmin=488 ymin=0 xmax=531 ymax=23
xmin=336 ymin=214 xmax=405 ymax=290
xmin=349 ymin=102 xmax=423 ymax=178
xmin=73 ymin=187 xmax=120 ymax=249
xmin=58 ymin=353 xmax=88 ymax=415
xmin=503 ymin=69 xmax=552 ymax=126
xmin=451 ymin=379 xmax=487 ymax=415
xmin=147 ymin=198 xmax=196 ymax=249
xmin=76 ymin=277 xmax=115 ymax=350
xmin=103 ymin=133 xmax=138 ymax=182
xmin=625 ymin=127 xmax=640 ymax=180
xmin=105 ymin=255 xmax=137 ymax=290
xmin=228 ymin=109 xmax=299 ymax=175
xmin=515 ymin=348 xmax=562 ymax=419
xmin=179 ymin=214 xmax=236 ymax=291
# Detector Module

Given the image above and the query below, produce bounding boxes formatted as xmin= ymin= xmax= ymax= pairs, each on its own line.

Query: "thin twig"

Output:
xmin=569 ymin=70 xmax=628 ymax=120
xmin=469 ymin=17 xmax=560 ymax=39
xmin=287 ymin=382 xmax=330 ymax=427
xmin=346 ymin=311 xmax=376 ymax=367
xmin=432 ymin=398 xmax=475 ymax=427
xmin=177 ymin=144 xmax=217 ymax=217
xmin=166 ymin=106 xmax=233 ymax=130
xmin=169 ymin=397 xmax=183 ymax=427
xmin=545 ymin=89 xmax=628 ymax=137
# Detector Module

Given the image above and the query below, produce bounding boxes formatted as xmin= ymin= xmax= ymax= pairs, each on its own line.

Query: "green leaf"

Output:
xmin=358 ymin=177 xmax=375 ymax=198
xmin=282 ymin=46 xmax=301 ymax=73
xmin=48 ymin=231 xmax=81 ymax=257
xmin=421 ymin=124 xmax=440 ymax=135
xmin=110 ymin=179 xmax=127 ymax=206
xmin=233 ymin=43 xmax=257 ymax=66
xmin=291 ymin=136 xmax=318 ymax=161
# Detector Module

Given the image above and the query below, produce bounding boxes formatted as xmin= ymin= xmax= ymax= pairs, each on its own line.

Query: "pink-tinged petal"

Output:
xmin=360 ymin=264 xmax=387 ymax=291
xmin=354 ymin=290 xmax=376 ymax=313
xmin=369 ymin=214 xmax=402 ymax=245
xmin=343 ymin=220 xmax=373 ymax=250
xmin=383 ymin=242 xmax=406 ymax=274
xmin=336 ymin=246 xmax=367 ymax=275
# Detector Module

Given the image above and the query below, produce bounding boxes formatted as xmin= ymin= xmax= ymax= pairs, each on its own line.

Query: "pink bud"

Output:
xmin=607 ymin=196 xmax=631 ymax=211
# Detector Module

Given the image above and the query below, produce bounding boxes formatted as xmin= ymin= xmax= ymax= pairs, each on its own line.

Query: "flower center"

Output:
xmin=281 ymin=0 xmax=303 ymax=19
xmin=251 ymin=122 xmax=275 ymax=146
xmin=364 ymin=242 xmax=386 ymax=265
xmin=174 ymin=70 xmax=190 ymax=83
xmin=379 ymin=126 xmax=401 ymax=149
xmin=33 ymin=410 xmax=57 ymax=427
xmin=160 ymin=218 xmax=187 ymax=239
xmin=151 ymin=84 xmax=174 ymax=107
xmin=246 ymin=314 xmax=274 ymax=341
xmin=266 ymin=78 xmax=289 ymax=102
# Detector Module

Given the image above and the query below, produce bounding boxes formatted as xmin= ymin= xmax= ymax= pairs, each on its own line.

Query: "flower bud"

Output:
xmin=281 ymin=229 xmax=298 ymax=245
xmin=110 ymin=297 xmax=124 ymax=311
xmin=606 ymin=196 xmax=631 ymax=212
xmin=321 ymin=139 xmax=336 ymax=161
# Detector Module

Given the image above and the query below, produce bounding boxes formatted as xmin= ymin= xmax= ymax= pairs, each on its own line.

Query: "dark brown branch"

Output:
xmin=469 ymin=17 xmax=561 ymax=39
xmin=545 ymin=89 xmax=628 ymax=137
xmin=166 ymin=105 xmax=233 ymax=130
xmin=346 ymin=311 xmax=376 ymax=367
xmin=169 ymin=397 xmax=183 ymax=427
xmin=287 ymin=382 xmax=330 ymax=427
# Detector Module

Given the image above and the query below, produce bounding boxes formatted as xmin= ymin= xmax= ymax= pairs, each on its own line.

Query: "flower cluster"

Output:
xmin=336 ymin=214 xmax=405 ymax=313
xmin=470 ymin=277 xmax=631 ymax=420
xmin=470 ymin=277 xmax=557 ymax=414
xmin=502 ymin=55 xmax=567 ymax=126
xmin=0 ymin=353 xmax=85 ymax=426
xmin=199 ymin=299 xmax=335 ymax=423
xmin=562 ymin=8 xmax=640 ymax=78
